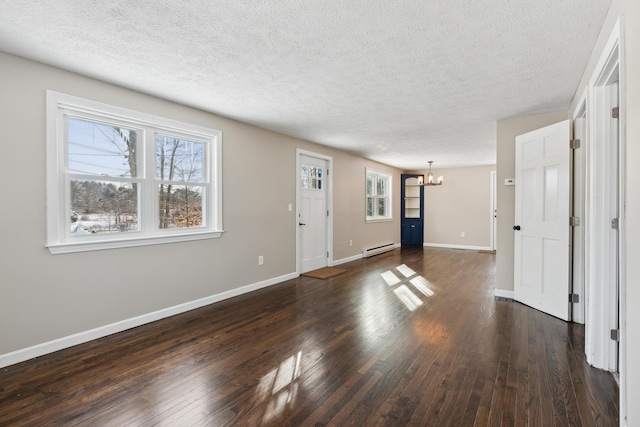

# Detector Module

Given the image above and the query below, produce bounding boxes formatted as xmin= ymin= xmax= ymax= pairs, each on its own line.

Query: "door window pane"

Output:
xmin=301 ymin=164 xmax=323 ymax=190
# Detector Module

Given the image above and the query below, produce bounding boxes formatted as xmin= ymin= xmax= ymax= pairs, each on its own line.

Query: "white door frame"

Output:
xmin=571 ymin=101 xmax=587 ymax=325
xmin=296 ymin=148 xmax=333 ymax=274
xmin=490 ymin=171 xmax=497 ymax=251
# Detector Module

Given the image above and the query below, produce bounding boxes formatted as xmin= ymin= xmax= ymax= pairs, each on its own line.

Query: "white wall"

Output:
xmin=622 ymin=3 xmax=640 ymax=422
xmin=0 ymin=52 xmax=401 ymax=364
xmin=569 ymin=1 xmax=639 ymax=424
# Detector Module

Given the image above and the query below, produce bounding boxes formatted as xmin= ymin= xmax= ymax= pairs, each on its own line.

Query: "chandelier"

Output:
xmin=420 ymin=161 xmax=443 ymax=186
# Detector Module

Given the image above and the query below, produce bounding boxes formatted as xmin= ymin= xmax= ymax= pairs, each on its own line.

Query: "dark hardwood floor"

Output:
xmin=0 ymin=248 xmax=618 ymax=426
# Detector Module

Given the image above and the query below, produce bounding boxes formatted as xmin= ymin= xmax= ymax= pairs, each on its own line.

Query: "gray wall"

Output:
xmin=0 ymin=52 xmax=401 ymax=358
xmin=494 ymin=111 xmax=568 ymax=294
xmin=418 ymin=165 xmax=496 ymax=248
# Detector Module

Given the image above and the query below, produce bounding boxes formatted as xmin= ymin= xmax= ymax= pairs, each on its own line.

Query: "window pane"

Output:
xmin=367 ymin=175 xmax=376 ymax=196
xmin=377 ymin=177 xmax=387 ymax=196
xmin=378 ymin=198 xmax=387 ymax=216
xmin=156 ymin=135 xmax=203 ymax=182
xmin=301 ymin=165 xmax=309 ymax=189
xmin=67 ymin=118 xmax=138 ymax=178
xmin=158 ymin=185 xmax=203 ymax=229
xmin=70 ymin=180 xmax=138 ymax=234
xmin=367 ymin=197 xmax=375 ymax=217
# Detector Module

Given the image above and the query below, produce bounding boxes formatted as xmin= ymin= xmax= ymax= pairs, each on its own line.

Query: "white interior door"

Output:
xmin=298 ymin=153 xmax=328 ymax=273
xmin=514 ymin=120 xmax=571 ymax=321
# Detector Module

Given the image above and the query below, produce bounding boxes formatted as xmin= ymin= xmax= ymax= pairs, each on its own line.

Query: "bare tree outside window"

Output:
xmin=156 ymin=136 xmax=204 ymax=229
xmin=67 ymin=118 xmax=139 ymax=234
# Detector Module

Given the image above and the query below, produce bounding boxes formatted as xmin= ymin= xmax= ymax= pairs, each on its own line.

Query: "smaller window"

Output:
xmin=366 ymin=168 xmax=392 ymax=222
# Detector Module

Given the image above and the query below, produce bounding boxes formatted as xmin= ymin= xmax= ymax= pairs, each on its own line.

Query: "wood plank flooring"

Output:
xmin=0 ymin=248 xmax=618 ymax=426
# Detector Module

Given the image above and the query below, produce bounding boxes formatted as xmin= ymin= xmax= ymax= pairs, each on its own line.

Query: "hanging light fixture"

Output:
xmin=419 ymin=161 xmax=443 ymax=186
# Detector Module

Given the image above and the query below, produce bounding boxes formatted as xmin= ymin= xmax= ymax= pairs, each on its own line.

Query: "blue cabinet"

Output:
xmin=401 ymin=174 xmax=424 ymax=247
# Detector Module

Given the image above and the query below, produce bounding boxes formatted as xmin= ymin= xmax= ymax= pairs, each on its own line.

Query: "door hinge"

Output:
xmin=570 ymin=139 xmax=581 ymax=149
xmin=569 ymin=216 xmax=580 ymax=226
xmin=327 ymin=210 xmax=329 ymax=217
xmin=611 ymin=218 xmax=619 ymax=230
xmin=612 ymin=107 xmax=620 ymax=119
xmin=611 ymin=329 xmax=620 ymax=341
xmin=327 ymin=251 xmax=329 ymax=258
xmin=569 ymin=293 xmax=580 ymax=303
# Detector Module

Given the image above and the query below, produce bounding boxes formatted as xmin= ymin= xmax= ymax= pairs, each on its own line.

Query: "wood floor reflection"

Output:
xmin=0 ymin=248 xmax=618 ymax=426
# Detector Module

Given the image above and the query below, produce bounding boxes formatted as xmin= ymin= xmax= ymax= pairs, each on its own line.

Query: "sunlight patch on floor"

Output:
xmin=379 ymin=264 xmax=437 ymax=312
xmin=396 ymin=264 xmax=416 ymax=278
xmin=381 ymin=270 xmax=401 ymax=286
xmin=257 ymin=351 xmax=303 ymax=423
xmin=410 ymin=276 xmax=435 ymax=297
xmin=393 ymin=285 xmax=424 ymax=311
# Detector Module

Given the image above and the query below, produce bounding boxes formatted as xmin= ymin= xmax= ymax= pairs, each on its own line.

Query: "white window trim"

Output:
xmin=365 ymin=167 xmax=393 ymax=222
xmin=46 ymin=91 xmax=223 ymax=254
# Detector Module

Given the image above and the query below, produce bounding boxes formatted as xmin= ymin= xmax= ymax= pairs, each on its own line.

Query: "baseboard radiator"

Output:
xmin=362 ymin=243 xmax=397 ymax=258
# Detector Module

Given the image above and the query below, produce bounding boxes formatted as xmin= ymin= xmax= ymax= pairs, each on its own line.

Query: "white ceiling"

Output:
xmin=0 ymin=0 xmax=611 ymax=170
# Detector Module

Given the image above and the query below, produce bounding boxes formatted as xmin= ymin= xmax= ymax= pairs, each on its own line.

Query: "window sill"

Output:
xmin=47 ymin=230 xmax=224 ymax=254
xmin=366 ymin=217 xmax=393 ymax=223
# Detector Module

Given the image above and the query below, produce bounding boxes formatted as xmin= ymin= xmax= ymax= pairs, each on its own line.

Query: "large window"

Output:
xmin=46 ymin=91 xmax=223 ymax=254
xmin=366 ymin=168 xmax=392 ymax=222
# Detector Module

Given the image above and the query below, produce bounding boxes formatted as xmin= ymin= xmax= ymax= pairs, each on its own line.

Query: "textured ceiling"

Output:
xmin=0 ymin=0 xmax=611 ymax=169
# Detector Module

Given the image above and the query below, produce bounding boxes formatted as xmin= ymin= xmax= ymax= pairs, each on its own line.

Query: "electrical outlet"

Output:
xmin=460 ymin=232 xmax=465 ymax=237
xmin=349 ymin=240 xmax=353 ymax=246
xmin=258 ymin=255 xmax=264 ymax=265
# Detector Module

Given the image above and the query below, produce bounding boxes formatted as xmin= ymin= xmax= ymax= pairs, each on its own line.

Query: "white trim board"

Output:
xmin=0 ymin=272 xmax=298 ymax=369
xmin=423 ymin=243 xmax=492 ymax=251
xmin=495 ymin=289 xmax=515 ymax=300
xmin=333 ymin=253 xmax=363 ymax=266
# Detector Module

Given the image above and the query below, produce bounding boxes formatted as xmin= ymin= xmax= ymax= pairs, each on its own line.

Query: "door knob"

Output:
xmin=513 ymin=225 xmax=521 ymax=231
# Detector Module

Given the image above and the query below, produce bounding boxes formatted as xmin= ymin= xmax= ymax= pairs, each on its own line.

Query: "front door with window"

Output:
xmin=298 ymin=154 xmax=328 ymax=273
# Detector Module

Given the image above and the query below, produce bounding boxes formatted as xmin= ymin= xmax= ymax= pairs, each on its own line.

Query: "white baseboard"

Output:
xmin=333 ymin=253 xmax=362 ymax=265
xmin=494 ymin=289 xmax=515 ymax=300
xmin=0 ymin=272 xmax=298 ymax=369
xmin=423 ymin=242 xmax=492 ymax=251
xmin=334 ymin=243 xmax=401 ymax=265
